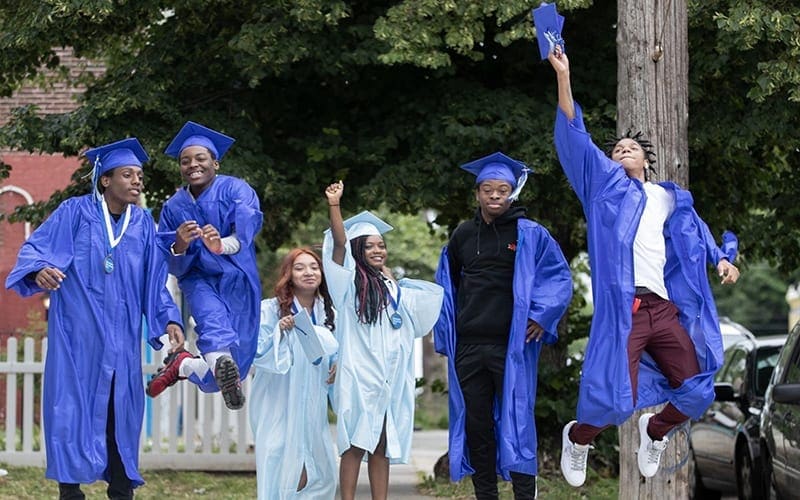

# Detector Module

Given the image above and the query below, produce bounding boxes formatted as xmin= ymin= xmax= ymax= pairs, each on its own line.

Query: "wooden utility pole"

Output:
xmin=616 ymin=0 xmax=691 ymax=498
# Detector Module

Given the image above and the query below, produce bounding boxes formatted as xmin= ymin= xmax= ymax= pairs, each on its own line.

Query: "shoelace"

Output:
xmin=645 ymin=438 xmax=668 ymax=464
xmin=569 ymin=443 xmax=592 ymax=470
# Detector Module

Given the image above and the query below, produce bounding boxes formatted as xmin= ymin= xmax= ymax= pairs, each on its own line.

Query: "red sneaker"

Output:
xmin=214 ymin=355 xmax=245 ymax=410
xmin=146 ymin=350 xmax=194 ymax=397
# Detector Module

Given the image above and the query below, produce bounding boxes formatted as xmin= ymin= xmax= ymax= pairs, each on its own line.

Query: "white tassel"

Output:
xmin=508 ymin=167 xmax=531 ymax=201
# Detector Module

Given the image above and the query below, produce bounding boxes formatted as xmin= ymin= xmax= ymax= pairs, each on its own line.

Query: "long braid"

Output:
xmin=351 ymin=236 xmax=389 ymax=325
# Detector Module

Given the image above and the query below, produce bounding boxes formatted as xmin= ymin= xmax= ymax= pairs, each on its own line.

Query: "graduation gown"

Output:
xmin=554 ymin=104 xmax=738 ymax=427
xmin=322 ymin=235 xmax=443 ymax=464
xmin=249 ymin=297 xmax=338 ymax=500
xmin=5 ymin=194 xmax=181 ymax=486
xmin=159 ymin=175 xmax=262 ymax=391
xmin=434 ymin=218 xmax=573 ymax=480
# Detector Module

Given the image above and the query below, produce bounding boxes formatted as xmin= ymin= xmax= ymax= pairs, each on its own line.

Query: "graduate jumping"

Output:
xmin=6 ymin=138 xmax=184 ymax=499
xmin=542 ymin=23 xmax=740 ymax=485
xmin=146 ymin=122 xmax=262 ymax=410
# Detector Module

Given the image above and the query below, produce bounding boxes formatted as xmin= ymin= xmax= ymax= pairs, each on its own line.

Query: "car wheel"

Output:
xmin=736 ymin=445 xmax=763 ymax=500
xmin=761 ymin=448 xmax=777 ymax=500
xmin=688 ymin=448 xmax=721 ymax=500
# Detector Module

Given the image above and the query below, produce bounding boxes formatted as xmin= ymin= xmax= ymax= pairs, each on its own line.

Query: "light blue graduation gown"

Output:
xmin=322 ymin=235 xmax=444 ymax=464
xmin=159 ymin=175 xmax=262 ymax=391
xmin=249 ymin=297 xmax=338 ymax=500
xmin=5 ymin=194 xmax=181 ymax=486
xmin=554 ymin=104 xmax=738 ymax=427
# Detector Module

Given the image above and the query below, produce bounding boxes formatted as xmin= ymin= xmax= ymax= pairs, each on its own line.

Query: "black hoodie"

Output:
xmin=446 ymin=206 xmax=527 ymax=345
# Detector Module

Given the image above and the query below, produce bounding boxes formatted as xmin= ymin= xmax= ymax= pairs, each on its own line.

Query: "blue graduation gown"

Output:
xmin=5 ymin=194 xmax=181 ymax=486
xmin=159 ymin=175 xmax=262 ymax=391
xmin=434 ymin=218 xmax=573 ymax=480
xmin=554 ymin=104 xmax=737 ymax=427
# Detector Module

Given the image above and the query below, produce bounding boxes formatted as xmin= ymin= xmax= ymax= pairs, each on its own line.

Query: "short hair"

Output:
xmin=604 ymin=129 xmax=657 ymax=181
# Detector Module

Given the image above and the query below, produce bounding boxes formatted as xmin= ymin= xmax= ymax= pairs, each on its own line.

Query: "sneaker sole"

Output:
xmin=215 ymin=356 xmax=245 ymax=410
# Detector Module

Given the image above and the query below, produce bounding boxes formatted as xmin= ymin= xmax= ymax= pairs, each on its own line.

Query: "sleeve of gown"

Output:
xmin=694 ymin=209 xmax=728 ymax=266
xmin=526 ymin=226 xmax=573 ymax=345
xmin=321 ymin=231 xmax=356 ymax=309
xmin=398 ymin=278 xmax=445 ymax=339
xmin=158 ymin=202 xmax=199 ymax=278
xmin=229 ymin=179 xmax=263 ymax=247
xmin=143 ymin=215 xmax=183 ymax=350
xmin=5 ymin=201 xmax=76 ymax=297
xmin=252 ymin=298 xmax=292 ymax=375
xmin=554 ymin=103 xmax=624 ymax=207
xmin=433 ymin=247 xmax=455 ymax=355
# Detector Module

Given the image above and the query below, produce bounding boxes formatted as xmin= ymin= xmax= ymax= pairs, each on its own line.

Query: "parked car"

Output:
xmin=689 ymin=329 xmax=786 ymax=500
xmin=721 ymin=317 xmax=757 ymax=349
xmin=759 ymin=321 xmax=800 ymax=499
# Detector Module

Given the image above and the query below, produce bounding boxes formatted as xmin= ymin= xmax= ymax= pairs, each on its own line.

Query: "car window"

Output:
xmin=719 ymin=348 xmax=747 ymax=394
xmin=755 ymin=347 xmax=782 ymax=396
xmin=774 ymin=324 xmax=800 ymax=385
xmin=783 ymin=344 xmax=800 ymax=385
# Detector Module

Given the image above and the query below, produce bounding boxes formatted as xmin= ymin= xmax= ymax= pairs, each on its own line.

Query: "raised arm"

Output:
xmin=324 ymin=181 xmax=346 ymax=265
xmin=548 ymin=45 xmax=575 ymax=120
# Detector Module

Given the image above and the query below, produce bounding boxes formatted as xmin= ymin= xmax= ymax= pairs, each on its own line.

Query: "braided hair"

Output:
xmin=604 ymin=129 xmax=657 ymax=181
xmin=350 ymin=235 xmax=389 ymax=325
xmin=274 ymin=247 xmax=335 ymax=332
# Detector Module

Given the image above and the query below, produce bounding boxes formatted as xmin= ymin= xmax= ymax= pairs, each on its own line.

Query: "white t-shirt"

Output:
xmin=633 ymin=182 xmax=675 ymax=300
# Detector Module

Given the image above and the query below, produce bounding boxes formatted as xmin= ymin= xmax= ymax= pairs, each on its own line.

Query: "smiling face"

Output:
xmin=475 ymin=179 xmax=513 ymax=222
xmin=362 ymin=235 xmax=387 ymax=270
xmin=101 ymin=166 xmax=144 ymax=213
xmin=611 ymin=138 xmax=648 ymax=181
xmin=291 ymin=252 xmax=322 ymax=296
xmin=179 ymin=145 xmax=219 ymax=197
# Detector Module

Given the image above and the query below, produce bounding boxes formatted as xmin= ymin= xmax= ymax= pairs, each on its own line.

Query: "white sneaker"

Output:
xmin=637 ymin=413 xmax=668 ymax=477
xmin=561 ymin=420 xmax=592 ymax=487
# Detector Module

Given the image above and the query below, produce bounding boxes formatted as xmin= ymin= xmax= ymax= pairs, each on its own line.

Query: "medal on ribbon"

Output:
xmin=104 ymin=254 xmax=114 ymax=274
xmin=99 ymin=197 xmax=131 ymax=275
xmin=385 ymin=279 xmax=402 ymax=329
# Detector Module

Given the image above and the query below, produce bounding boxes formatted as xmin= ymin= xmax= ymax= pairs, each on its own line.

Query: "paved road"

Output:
xmin=335 ymin=429 xmax=449 ymax=499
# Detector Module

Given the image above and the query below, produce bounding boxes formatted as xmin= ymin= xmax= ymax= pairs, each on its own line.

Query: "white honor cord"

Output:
xmin=101 ymin=197 xmax=131 ymax=249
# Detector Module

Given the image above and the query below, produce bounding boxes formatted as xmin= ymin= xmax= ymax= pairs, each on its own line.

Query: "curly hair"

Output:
xmin=274 ymin=247 xmax=335 ymax=332
xmin=350 ymin=235 xmax=390 ymax=325
xmin=604 ymin=129 xmax=657 ymax=180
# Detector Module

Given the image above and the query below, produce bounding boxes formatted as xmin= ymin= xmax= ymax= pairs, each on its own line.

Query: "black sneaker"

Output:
xmin=214 ymin=355 xmax=244 ymax=410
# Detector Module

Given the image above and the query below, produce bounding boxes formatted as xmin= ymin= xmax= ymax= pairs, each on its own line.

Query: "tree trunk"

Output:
xmin=616 ymin=0 xmax=691 ymax=498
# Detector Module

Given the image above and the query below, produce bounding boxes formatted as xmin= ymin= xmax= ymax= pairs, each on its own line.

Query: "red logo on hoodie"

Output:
xmin=507 ymin=242 xmax=517 ymax=252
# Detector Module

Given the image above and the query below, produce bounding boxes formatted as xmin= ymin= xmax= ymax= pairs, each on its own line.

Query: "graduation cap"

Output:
xmin=84 ymin=138 xmax=149 ymax=199
xmin=325 ymin=210 xmax=394 ymax=240
xmin=164 ymin=121 xmax=235 ymax=160
xmin=460 ymin=151 xmax=532 ymax=201
xmin=532 ymin=2 xmax=565 ymax=60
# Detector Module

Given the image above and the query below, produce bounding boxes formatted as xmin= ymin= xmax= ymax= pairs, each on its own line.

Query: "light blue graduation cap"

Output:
xmin=83 ymin=137 xmax=149 ymax=199
xmin=532 ymin=2 xmax=565 ymax=60
xmin=324 ymin=210 xmax=394 ymax=240
xmin=460 ymin=151 xmax=532 ymax=201
xmin=164 ymin=121 xmax=235 ymax=160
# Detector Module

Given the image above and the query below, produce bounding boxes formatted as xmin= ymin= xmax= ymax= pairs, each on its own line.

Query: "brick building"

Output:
xmin=0 ymin=48 xmax=103 ymax=338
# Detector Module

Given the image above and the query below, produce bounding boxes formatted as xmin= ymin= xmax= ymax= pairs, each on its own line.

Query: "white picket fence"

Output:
xmin=0 ymin=335 xmax=255 ymax=470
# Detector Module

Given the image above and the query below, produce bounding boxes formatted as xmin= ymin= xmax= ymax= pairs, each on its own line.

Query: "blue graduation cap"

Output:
xmin=532 ymin=2 xmax=565 ymax=60
xmin=460 ymin=151 xmax=532 ymax=201
xmin=84 ymin=137 xmax=149 ymax=177
xmin=325 ymin=210 xmax=393 ymax=240
xmin=164 ymin=121 xmax=235 ymax=160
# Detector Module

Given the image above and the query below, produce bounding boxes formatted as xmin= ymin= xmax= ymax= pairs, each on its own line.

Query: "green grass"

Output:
xmin=419 ymin=466 xmax=618 ymax=499
xmin=0 ymin=466 xmax=257 ymax=499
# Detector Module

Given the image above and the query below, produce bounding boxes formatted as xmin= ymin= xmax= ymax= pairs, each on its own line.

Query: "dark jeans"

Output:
xmin=570 ymin=293 xmax=701 ymax=445
xmin=455 ymin=343 xmax=537 ymax=500
xmin=59 ymin=380 xmax=133 ymax=500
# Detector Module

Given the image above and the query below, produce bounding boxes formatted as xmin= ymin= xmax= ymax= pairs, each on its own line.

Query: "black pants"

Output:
xmin=455 ymin=344 xmax=537 ymax=500
xmin=59 ymin=380 xmax=133 ymax=500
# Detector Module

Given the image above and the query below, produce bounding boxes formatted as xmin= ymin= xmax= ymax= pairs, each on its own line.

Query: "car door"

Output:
xmin=694 ymin=345 xmax=747 ymax=479
xmin=771 ymin=335 xmax=800 ymax=496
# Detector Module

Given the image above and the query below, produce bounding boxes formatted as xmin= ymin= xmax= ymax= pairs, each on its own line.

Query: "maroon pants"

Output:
xmin=570 ymin=293 xmax=701 ymax=444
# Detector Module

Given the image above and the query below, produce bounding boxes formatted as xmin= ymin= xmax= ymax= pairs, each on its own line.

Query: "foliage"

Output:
xmin=711 ymin=260 xmax=790 ymax=335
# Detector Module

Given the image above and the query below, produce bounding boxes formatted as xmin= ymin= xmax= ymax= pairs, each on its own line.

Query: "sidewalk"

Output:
xmin=336 ymin=429 xmax=449 ymax=499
